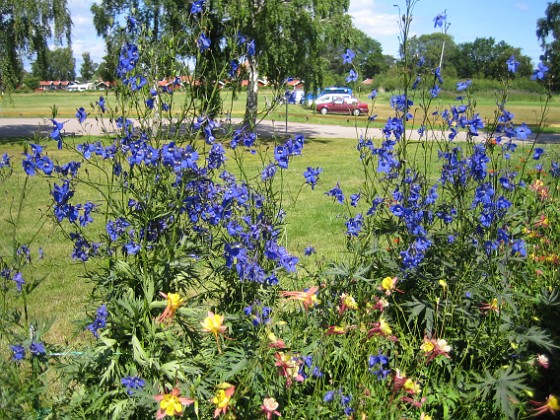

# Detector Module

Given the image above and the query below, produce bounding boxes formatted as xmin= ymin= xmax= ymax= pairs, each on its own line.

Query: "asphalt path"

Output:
xmin=0 ymin=117 xmax=559 ymax=144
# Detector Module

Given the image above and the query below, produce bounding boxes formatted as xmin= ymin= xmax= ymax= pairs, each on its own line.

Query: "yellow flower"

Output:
xmin=201 ymin=311 xmax=227 ymax=338
xmin=379 ymin=277 xmax=398 ymax=296
xmin=379 ymin=317 xmax=392 ymax=335
xmin=420 ymin=340 xmax=435 ymax=354
xmin=157 ymin=292 xmax=184 ymax=324
xmin=342 ymin=293 xmax=358 ymax=310
xmin=212 ymin=383 xmax=235 ymax=418
xmin=160 ymin=394 xmax=183 ymax=417
xmin=403 ymin=378 xmax=421 ymax=394
xmin=154 ymin=387 xmax=194 ymax=419
xmin=531 ymin=394 xmax=560 ymax=416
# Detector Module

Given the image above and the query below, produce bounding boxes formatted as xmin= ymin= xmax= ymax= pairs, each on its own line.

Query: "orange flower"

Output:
xmin=280 ymin=286 xmax=320 ymax=312
xmin=211 ymin=383 xmax=235 ymax=418
xmin=261 ymin=397 xmax=282 ymax=419
xmin=154 ymin=387 xmax=194 ymax=419
xmin=530 ymin=394 xmax=559 ymax=416
xmin=157 ymin=292 xmax=184 ymax=324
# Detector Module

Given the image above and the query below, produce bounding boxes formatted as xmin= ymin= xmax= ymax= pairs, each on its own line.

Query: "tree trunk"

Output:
xmin=243 ymin=55 xmax=259 ymax=130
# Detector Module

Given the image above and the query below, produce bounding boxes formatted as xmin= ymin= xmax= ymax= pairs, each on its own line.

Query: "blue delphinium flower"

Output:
xmin=506 ymin=55 xmax=519 ymax=73
xmin=323 ymin=390 xmax=336 ymax=403
xmin=76 ymin=107 xmax=87 ymax=123
xmin=106 ymin=217 xmax=131 ymax=241
xmin=86 ymin=304 xmax=108 ymax=338
xmin=126 ymin=15 xmax=137 ymax=32
xmin=367 ymin=196 xmax=384 ymax=215
xmin=29 ymin=341 xmax=46 ymax=357
xmin=121 ymin=376 xmax=145 ymax=395
xmin=434 ymin=67 xmax=444 ymax=84
xmin=18 ymin=244 xmax=31 ymax=263
xmin=97 ymin=96 xmax=106 ymax=113
xmin=456 ymin=79 xmax=471 ymax=91
xmin=326 ymin=182 xmax=344 ymax=204
xmin=512 ymin=239 xmax=527 ymax=257
xmin=228 ymin=59 xmax=239 ymax=78
xmin=50 ymin=119 xmax=64 ymax=149
xmin=368 ymin=352 xmax=391 ymax=380
xmin=12 ymin=272 xmax=25 ymax=291
xmin=531 ymin=62 xmax=549 ymax=80
xmin=350 ymin=193 xmax=361 ymax=207
xmin=430 ymin=84 xmax=440 ymax=98
xmin=550 ymin=162 xmax=560 ymax=178
xmin=11 ymin=344 xmax=25 ymax=362
xmin=341 ymin=48 xmax=355 ymax=64
xmin=261 ymin=163 xmax=277 ymax=181
xmin=274 ymin=145 xmax=289 ymax=169
xmin=433 ymin=11 xmax=446 ymax=28
xmin=191 ymin=0 xmax=205 ymax=14
xmin=303 ymin=167 xmax=322 ymax=190
xmin=70 ymin=233 xmax=99 ymax=261
xmin=304 ymin=246 xmax=316 ymax=256
xmin=346 ymin=69 xmax=358 ymax=83
xmin=533 ymin=147 xmax=544 ymax=160
xmin=52 ymin=179 xmax=74 ymax=205
xmin=341 ymin=394 xmax=353 ymax=415
xmin=208 ymin=143 xmax=226 ymax=169
xmin=368 ymin=89 xmax=377 ymax=99
xmin=198 ymin=33 xmax=211 ymax=52
xmin=243 ymin=305 xmax=272 ymax=326
xmin=346 ymin=214 xmax=363 ymax=237
xmin=515 ymin=123 xmax=532 ymax=140
xmin=247 ymin=40 xmax=256 ymax=56
xmin=0 ymin=153 xmax=10 ymax=168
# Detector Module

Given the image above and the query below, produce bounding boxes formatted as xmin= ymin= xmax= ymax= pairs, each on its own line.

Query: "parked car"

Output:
xmin=314 ymin=94 xmax=356 ymax=106
xmin=321 ymin=86 xmax=353 ymax=96
xmin=316 ymin=98 xmax=368 ymax=116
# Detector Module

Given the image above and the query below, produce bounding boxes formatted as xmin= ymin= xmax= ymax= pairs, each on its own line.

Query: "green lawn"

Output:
xmin=2 ymin=89 xmax=560 ymax=131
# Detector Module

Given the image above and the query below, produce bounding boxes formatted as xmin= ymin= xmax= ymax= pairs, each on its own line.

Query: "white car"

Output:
xmin=314 ymin=94 xmax=357 ymax=106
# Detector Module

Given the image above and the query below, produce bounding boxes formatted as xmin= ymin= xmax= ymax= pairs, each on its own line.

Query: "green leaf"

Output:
xmin=131 ymin=335 xmax=148 ymax=367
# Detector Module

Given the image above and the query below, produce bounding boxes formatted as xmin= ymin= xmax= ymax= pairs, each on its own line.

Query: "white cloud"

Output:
xmin=349 ymin=0 xmax=401 ymax=57
xmin=514 ymin=2 xmax=529 ymax=11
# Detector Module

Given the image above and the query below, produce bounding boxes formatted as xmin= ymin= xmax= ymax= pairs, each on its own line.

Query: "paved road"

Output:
xmin=0 ymin=117 xmax=558 ymax=144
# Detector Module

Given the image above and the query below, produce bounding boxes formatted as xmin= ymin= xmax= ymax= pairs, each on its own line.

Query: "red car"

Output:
xmin=316 ymin=98 xmax=369 ymax=116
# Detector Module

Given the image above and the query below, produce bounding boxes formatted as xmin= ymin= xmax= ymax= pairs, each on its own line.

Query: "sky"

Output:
xmin=62 ymin=0 xmax=547 ymax=74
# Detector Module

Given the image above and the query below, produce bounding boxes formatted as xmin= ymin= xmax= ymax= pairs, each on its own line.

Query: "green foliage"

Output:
xmin=80 ymin=53 xmax=98 ymax=82
xmin=31 ymin=47 xmax=76 ymax=81
xmin=0 ymin=0 xmax=71 ymax=91
xmin=537 ymin=1 xmax=560 ymax=93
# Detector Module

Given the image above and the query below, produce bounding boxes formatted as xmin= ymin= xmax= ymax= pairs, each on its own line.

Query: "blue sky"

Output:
xmin=63 ymin=0 xmax=547 ymax=72
xmin=349 ymin=0 xmax=546 ymax=65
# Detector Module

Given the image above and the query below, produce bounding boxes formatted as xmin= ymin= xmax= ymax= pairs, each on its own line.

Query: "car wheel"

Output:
xmin=353 ymin=109 xmax=360 ymax=116
xmin=320 ymin=107 xmax=328 ymax=115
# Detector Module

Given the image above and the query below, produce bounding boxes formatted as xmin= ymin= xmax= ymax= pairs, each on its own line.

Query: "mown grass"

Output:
xmin=1 ymin=133 xmax=559 ymax=345
xmin=2 ymin=89 xmax=560 ymax=131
